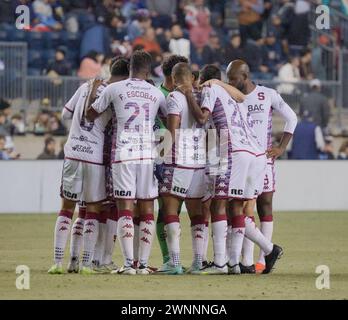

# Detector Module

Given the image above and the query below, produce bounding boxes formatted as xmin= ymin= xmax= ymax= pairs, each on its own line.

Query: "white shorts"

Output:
xmin=61 ymin=159 xmax=106 ymax=203
xmin=112 ymin=162 xmax=158 ymax=200
xmin=214 ymin=152 xmax=266 ymax=200
xmin=159 ymin=166 xmax=206 ymax=199
xmin=261 ymin=162 xmax=276 ymax=193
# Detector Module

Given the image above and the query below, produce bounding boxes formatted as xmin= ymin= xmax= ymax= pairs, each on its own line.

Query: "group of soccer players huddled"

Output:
xmin=48 ymin=50 xmax=297 ymax=276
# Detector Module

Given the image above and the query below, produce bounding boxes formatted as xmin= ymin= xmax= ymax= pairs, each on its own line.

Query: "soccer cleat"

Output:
xmin=201 ymin=264 xmax=228 ymax=275
xmin=48 ymin=263 xmax=64 ymax=274
xmin=79 ymin=266 xmax=99 ymax=275
xmin=201 ymin=261 xmax=213 ymax=270
xmin=67 ymin=257 xmax=79 ymax=273
xmin=255 ymin=262 xmax=266 ymax=274
xmin=186 ymin=264 xmax=203 ymax=275
xmin=263 ymin=244 xmax=283 ymax=274
xmin=227 ymin=263 xmax=241 ymax=274
xmin=102 ymin=261 xmax=118 ymax=272
xmin=156 ymin=262 xmax=184 ymax=275
xmin=113 ymin=265 xmax=137 ymax=275
xmin=239 ymin=263 xmax=256 ymax=274
xmin=136 ymin=265 xmax=155 ymax=275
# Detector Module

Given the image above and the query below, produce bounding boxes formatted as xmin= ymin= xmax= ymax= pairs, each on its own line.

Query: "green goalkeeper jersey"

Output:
xmin=154 ymin=84 xmax=170 ymax=130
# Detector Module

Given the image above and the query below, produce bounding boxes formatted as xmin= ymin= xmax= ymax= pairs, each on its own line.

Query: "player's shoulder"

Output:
xmin=167 ymin=90 xmax=184 ymax=101
xmin=256 ymin=84 xmax=279 ymax=97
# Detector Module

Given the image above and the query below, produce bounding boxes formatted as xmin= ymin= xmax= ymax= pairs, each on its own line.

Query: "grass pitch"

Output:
xmin=0 ymin=212 xmax=347 ymax=300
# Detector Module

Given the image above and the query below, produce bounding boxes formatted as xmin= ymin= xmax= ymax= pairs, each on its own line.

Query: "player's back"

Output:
xmin=202 ymin=84 xmax=263 ymax=155
xmin=64 ymin=81 xmax=110 ymax=164
xmin=106 ymin=78 xmax=165 ymax=162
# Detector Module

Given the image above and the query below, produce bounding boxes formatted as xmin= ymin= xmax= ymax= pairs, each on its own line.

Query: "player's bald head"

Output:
xmin=226 ymin=59 xmax=250 ymax=92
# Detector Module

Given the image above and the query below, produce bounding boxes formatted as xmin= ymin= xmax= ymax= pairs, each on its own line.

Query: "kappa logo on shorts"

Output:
xmin=141 ymin=228 xmax=152 ymax=235
xmin=230 ymin=189 xmax=243 ymax=196
xmin=63 ymin=190 xmax=77 ymax=200
xmin=115 ymin=190 xmax=132 ymax=197
xmin=122 ymin=223 xmax=133 ymax=229
xmin=173 ymin=186 xmax=187 ymax=194
xmin=123 ymin=232 xmax=133 ymax=238
xmin=140 ymin=236 xmax=150 ymax=244
xmin=59 ymin=226 xmax=68 ymax=231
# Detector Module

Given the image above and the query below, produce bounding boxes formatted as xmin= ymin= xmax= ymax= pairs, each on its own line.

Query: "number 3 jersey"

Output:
xmin=92 ymin=78 xmax=166 ymax=163
xmin=200 ymin=84 xmax=263 ymax=156
xmin=62 ymin=80 xmax=111 ymax=165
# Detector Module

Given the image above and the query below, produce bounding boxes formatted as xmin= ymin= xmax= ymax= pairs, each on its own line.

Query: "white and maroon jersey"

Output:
xmin=200 ymin=84 xmax=263 ymax=156
xmin=92 ymin=78 xmax=166 ymax=163
xmin=243 ymin=85 xmax=298 ymax=153
xmin=62 ymin=80 xmax=111 ymax=165
xmin=166 ymin=90 xmax=205 ymax=168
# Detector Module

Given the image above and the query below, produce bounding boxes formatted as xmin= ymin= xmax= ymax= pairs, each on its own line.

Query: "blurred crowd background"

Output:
xmin=1 ymin=0 xmax=348 ymax=160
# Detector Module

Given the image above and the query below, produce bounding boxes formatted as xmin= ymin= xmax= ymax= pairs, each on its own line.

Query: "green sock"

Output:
xmin=156 ymin=219 xmax=170 ymax=264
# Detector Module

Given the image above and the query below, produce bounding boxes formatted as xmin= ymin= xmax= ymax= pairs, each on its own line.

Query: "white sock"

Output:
xmin=92 ymin=214 xmax=107 ymax=266
xmin=258 ymin=216 xmax=274 ymax=264
xmin=190 ymin=216 xmax=206 ymax=268
xmin=164 ymin=216 xmax=181 ymax=267
xmin=81 ymin=213 xmax=99 ymax=267
xmin=245 ymin=216 xmax=273 ymax=255
xmin=242 ymin=216 xmax=255 ymax=266
xmin=103 ymin=214 xmax=118 ymax=265
xmin=69 ymin=217 xmax=84 ymax=259
xmin=138 ymin=214 xmax=155 ymax=267
xmin=202 ymin=222 xmax=209 ymax=262
xmin=133 ymin=217 xmax=140 ymax=266
xmin=211 ymin=217 xmax=227 ymax=267
xmin=117 ymin=211 xmax=134 ymax=267
xmin=228 ymin=215 xmax=245 ymax=267
xmin=54 ymin=211 xmax=73 ymax=264
xmin=226 ymin=224 xmax=232 ymax=262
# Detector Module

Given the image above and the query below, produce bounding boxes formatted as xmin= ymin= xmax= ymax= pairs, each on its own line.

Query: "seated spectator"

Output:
xmin=277 ymin=56 xmax=301 ymax=95
xmin=37 ymin=136 xmax=57 ymax=160
xmin=289 ymin=111 xmax=325 ymax=160
xmin=48 ymin=113 xmax=66 ymax=136
xmin=127 ymin=10 xmax=152 ymax=42
xmin=169 ymin=23 xmax=190 ymax=59
xmin=108 ymin=14 xmax=127 ymax=41
xmin=77 ymin=50 xmax=103 ymax=79
xmin=208 ymin=33 xmax=225 ymax=66
xmin=299 ymin=48 xmax=313 ymax=80
xmin=185 ymin=0 xmax=212 ymax=49
xmin=337 ymin=140 xmax=348 ymax=160
xmin=32 ymin=0 xmax=63 ymax=31
xmin=0 ymin=134 xmax=19 ymax=160
xmin=238 ymin=0 xmax=264 ymax=44
xmin=190 ymin=44 xmax=214 ymax=68
xmin=132 ymin=27 xmax=162 ymax=55
xmin=225 ymin=34 xmax=247 ymax=63
xmin=147 ymin=0 xmax=177 ymax=29
xmin=11 ymin=114 xmax=26 ymax=136
xmin=33 ymin=109 xmax=51 ymax=135
xmin=0 ymin=98 xmax=11 ymax=136
xmin=299 ymin=79 xmax=330 ymax=131
xmin=46 ymin=48 xmax=71 ymax=76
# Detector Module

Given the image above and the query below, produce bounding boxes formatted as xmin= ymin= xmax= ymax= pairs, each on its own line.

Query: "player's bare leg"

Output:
xmin=240 ymin=199 xmax=256 ymax=273
xmin=48 ymin=198 xmax=77 ymax=274
xmin=201 ymin=199 xmax=228 ymax=274
xmin=136 ymin=200 xmax=156 ymax=274
xmin=113 ymin=199 xmax=136 ymax=275
xmin=256 ymin=192 xmax=274 ymax=273
xmin=201 ymin=198 xmax=211 ymax=268
xmin=80 ymin=202 xmax=102 ymax=274
xmin=157 ymin=196 xmax=183 ymax=274
xmin=67 ymin=204 xmax=86 ymax=273
xmin=186 ymin=199 xmax=205 ymax=273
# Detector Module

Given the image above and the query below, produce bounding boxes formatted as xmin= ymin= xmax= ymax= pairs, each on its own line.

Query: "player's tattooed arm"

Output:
xmin=267 ymin=132 xmax=293 ymax=159
xmin=202 ymin=79 xmax=245 ymax=103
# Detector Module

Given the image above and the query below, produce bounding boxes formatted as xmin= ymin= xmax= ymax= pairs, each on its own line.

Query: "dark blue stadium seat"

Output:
xmin=28 ymin=49 xmax=44 ymax=69
xmin=0 ymin=30 xmax=8 ymax=41
xmin=62 ymin=31 xmax=80 ymax=48
xmin=27 ymin=32 xmax=44 ymax=49
xmin=44 ymin=31 xmax=63 ymax=49
xmin=28 ymin=68 xmax=42 ymax=76
xmin=12 ymin=29 xmax=27 ymax=42
xmin=42 ymin=49 xmax=56 ymax=62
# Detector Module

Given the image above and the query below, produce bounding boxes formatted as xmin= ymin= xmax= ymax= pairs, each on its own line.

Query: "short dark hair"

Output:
xmin=162 ymin=54 xmax=189 ymax=77
xmin=192 ymin=70 xmax=199 ymax=82
xmin=200 ymin=64 xmax=221 ymax=83
xmin=45 ymin=136 xmax=55 ymax=147
xmin=110 ymin=57 xmax=129 ymax=77
xmin=130 ymin=50 xmax=152 ymax=74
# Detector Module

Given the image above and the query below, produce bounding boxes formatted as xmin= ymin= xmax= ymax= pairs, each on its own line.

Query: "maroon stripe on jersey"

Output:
xmin=118 ymin=210 xmax=133 ymax=218
xmin=230 ymin=215 xmax=245 ymax=228
xmin=211 ymin=214 xmax=227 ymax=223
xmin=64 ymin=157 xmax=104 ymax=166
xmin=85 ymin=212 xmax=99 ymax=220
xmin=136 ymin=196 xmax=158 ymax=200
xmin=201 ymin=107 xmax=211 ymax=113
xmin=190 ymin=215 xmax=207 ymax=226
xmin=59 ymin=210 xmax=74 ymax=219
xmin=260 ymin=214 xmax=273 ymax=222
xmin=163 ymin=164 xmax=206 ymax=170
xmin=140 ymin=214 xmax=155 ymax=222
xmin=112 ymin=157 xmax=154 ymax=164
xmin=232 ymin=150 xmax=266 ymax=157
